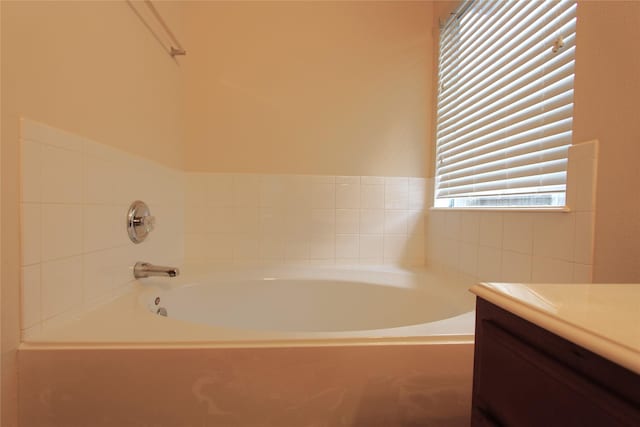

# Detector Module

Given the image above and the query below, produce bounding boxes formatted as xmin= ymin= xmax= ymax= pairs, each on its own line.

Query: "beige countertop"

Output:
xmin=470 ymin=282 xmax=640 ymax=375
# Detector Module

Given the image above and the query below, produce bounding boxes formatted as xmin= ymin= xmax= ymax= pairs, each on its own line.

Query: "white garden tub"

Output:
xmin=20 ymin=264 xmax=476 ymax=427
xmin=23 ymin=264 xmax=475 ymax=344
xmin=139 ymin=264 xmax=475 ymax=338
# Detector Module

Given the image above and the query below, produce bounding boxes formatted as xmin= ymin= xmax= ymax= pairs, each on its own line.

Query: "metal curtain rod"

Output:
xmin=143 ymin=0 xmax=186 ymax=57
xmin=127 ymin=0 xmax=186 ymax=58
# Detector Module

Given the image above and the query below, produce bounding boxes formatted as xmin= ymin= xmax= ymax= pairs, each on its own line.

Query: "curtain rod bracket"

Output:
xmin=128 ymin=0 xmax=186 ymax=59
xmin=170 ymin=47 xmax=187 ymax=57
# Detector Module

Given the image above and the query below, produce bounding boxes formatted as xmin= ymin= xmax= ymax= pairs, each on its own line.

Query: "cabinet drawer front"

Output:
xmin=473 ymin=320 xmax=640 ymax=427
xmin=473 ymin=298 xmax=640 ymax=406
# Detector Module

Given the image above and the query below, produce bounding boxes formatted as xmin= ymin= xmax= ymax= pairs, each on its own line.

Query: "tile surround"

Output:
xmin=183 ymin=173 xmax=426 ymax=266
xmin=19 ymin=118 xmax=184 ymax=336
xmin=18 ymin=117 xmax=597 ymax=337
xmin=19 ymin=118 xmax=427 ymax=335
xmin=426 ymin=140 xmax=599 ymax=285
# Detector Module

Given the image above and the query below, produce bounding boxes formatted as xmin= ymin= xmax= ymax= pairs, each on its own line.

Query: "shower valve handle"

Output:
xmin=127 ymin=200 xmax=155 ymax=244
xmin=134 ymin=215 xmax=156 ymax=233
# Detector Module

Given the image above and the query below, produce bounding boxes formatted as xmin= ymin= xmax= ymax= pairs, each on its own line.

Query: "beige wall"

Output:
xmin=573 ymin=1 xmax=640 ymax=282
xmin=1 ymin=1 xmax=184 ymax=423
xmin=2 ymin=1 xmax=184 ymax=169
xmin=183 ymin=1 xmax=434 ymax=177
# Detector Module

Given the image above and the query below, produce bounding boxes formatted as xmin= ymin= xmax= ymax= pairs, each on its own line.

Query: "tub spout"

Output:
xmin=133 ymin=262 xmax=180 ymax=279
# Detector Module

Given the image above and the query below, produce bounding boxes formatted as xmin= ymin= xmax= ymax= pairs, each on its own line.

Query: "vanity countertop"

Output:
xmin=470 ymin=282 xmax=640 ymax=375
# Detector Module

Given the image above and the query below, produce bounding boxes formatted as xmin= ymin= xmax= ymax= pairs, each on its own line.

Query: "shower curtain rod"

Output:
xmin=127 ymin=0 xmax=186 ymax=58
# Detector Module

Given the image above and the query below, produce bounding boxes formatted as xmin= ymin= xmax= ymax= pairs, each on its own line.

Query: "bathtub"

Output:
xmin=19 ymin=264 xmax=476 ymax=426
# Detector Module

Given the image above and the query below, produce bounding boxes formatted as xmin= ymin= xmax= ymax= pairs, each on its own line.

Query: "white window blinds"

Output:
xmin=434 ymin=0 xmax=577 ymax=208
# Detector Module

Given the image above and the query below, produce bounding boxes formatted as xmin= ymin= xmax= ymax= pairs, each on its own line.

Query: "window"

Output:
xmin=434 ymin=0 xmax=577 ymax=208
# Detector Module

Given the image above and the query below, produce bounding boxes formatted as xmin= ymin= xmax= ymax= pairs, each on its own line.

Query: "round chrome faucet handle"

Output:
xmin=127 ymin=201 xmax=155 ymax=244
xmin=142 ymin=215 xmax=156 ymax=233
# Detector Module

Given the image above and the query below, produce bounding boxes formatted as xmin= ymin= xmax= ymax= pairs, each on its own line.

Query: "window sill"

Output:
xmin=429 ymin=206 xmax=571 ymax=213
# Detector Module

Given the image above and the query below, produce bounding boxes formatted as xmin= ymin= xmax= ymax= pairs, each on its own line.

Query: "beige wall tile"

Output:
xmin=21 ymin=265 xmax=41 ymax=329
xmin=532 ymin=257 xmax=574 ymax=283
xmin=41 ymin=146 xmax=83 ymax=204
xmin=533 ymin=213 xmax=575 ymax=261
xmin=20 ymin=139 xmax=42 ymax=203
xmin=41 ymin=205 xmax=82 ymax=261
xmin=41 ymin=257 xmax=82 ymax=320
xmin=502 ymin=213 xmax=534 ymax=255
xmin=501 ymin=251 xmax=532 ymax=283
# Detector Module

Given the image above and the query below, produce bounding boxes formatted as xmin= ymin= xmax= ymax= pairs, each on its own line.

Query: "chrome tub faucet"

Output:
xmin=133 ymin=262 xmax=180 ymax=279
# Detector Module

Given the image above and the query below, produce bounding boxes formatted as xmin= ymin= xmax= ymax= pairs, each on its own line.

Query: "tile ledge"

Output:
xmin=429 ymin=207 xmax=571 ymax=213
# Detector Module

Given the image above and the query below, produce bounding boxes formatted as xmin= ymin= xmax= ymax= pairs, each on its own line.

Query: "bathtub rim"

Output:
xmin=20 ymin=333 xmax=475 ymax=351
xmin=21 ymin=263 xmax=476 ymax=347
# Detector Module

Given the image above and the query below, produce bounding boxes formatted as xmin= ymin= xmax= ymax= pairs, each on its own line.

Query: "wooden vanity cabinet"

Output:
xmin=471 ymin=298 xmax=640 ymax=426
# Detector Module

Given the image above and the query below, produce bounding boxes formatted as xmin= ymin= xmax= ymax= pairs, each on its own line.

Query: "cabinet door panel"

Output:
xmin=473 ymin=320 xmax=640 ymax=427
